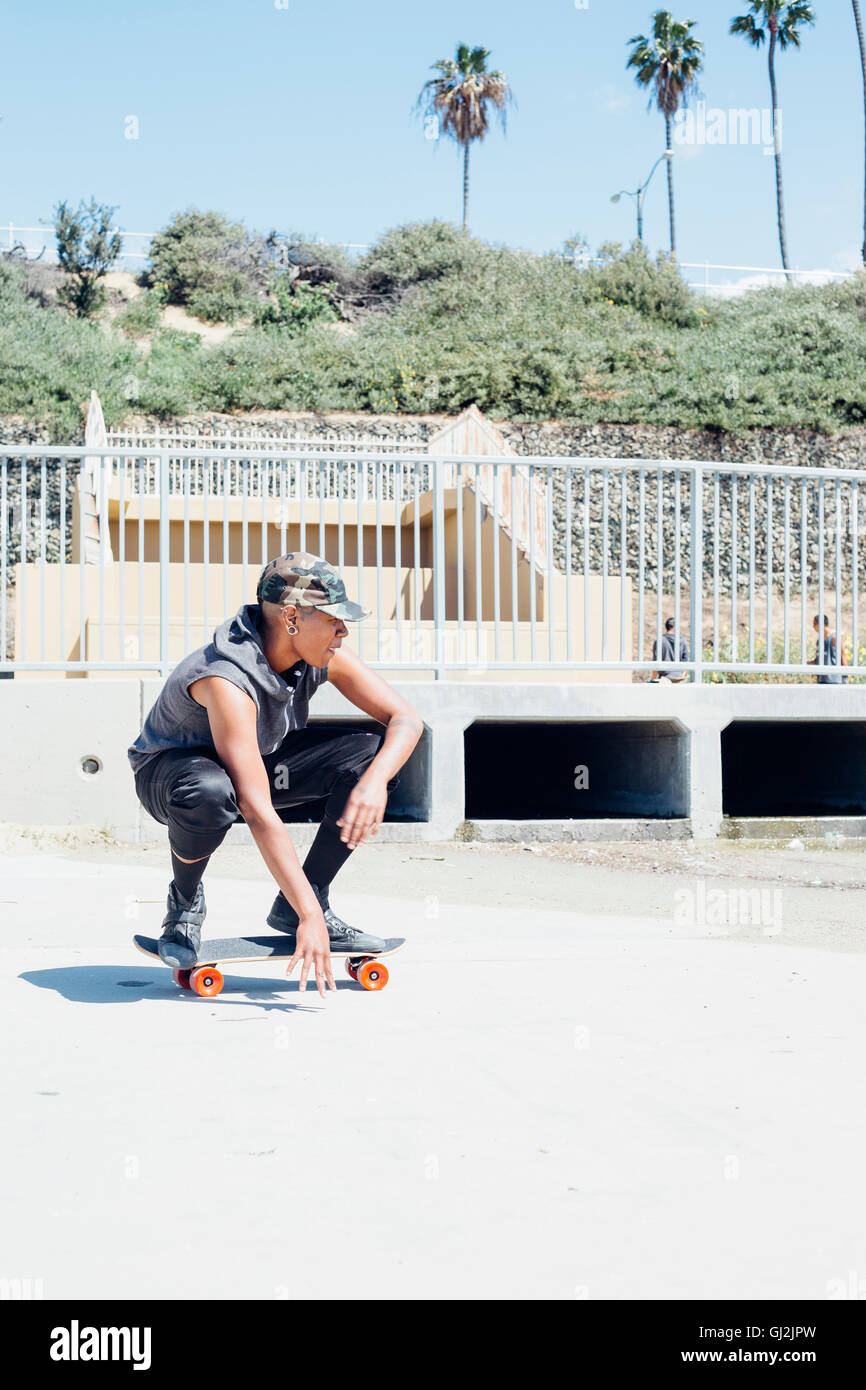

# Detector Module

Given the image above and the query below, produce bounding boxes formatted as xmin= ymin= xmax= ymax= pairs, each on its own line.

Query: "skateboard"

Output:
xmin=133 ymin=933 xmax=406 ymax=997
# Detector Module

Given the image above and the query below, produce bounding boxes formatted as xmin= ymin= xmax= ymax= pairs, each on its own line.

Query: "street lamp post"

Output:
xmin=610 ymin=151 xmax=673 ymax=247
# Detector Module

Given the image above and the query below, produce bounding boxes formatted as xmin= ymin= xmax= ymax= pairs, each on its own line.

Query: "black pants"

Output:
xmin=133 ymin=725 xmax=399 ymax=871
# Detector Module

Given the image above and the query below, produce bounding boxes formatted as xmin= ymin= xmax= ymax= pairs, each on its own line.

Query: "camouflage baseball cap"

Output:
xmin=256 ymin=552 xmax=370 ymax=621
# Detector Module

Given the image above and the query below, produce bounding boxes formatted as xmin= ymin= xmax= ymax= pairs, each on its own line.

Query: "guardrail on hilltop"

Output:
xmin=1 ymin=222 xmax=854 ymax=297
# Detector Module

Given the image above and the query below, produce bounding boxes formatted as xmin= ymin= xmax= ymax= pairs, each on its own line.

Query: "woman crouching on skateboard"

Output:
xmin=127 ymin=553 xmax=423 ymax=997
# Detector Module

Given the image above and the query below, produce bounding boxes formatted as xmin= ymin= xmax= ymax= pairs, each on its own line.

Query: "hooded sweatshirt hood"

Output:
xmin=213 ymin=602 xmax=300 ymax=694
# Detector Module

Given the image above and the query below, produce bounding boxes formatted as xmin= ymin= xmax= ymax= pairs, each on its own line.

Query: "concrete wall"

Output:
xmin=2 ymin=678 xmax=866 ymax=844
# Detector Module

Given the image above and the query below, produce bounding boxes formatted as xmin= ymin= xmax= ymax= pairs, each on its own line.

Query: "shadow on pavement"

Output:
xmin=19 ymin=966 xmax=355 ymax=1007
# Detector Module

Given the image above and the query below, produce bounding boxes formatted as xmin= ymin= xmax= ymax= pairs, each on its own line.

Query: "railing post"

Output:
xmin=432 ymin=453 xmax=446 ymax=680
xmin=690 ymin=462 xmax=703 ymax=684
xmin=159 ymin=448 xmax=170 ymax=677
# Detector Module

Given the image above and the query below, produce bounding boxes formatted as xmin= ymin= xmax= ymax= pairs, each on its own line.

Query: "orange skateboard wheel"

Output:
xmin=357 ymin=959 xmax=389 ymax=991
xmin=190 ymin=966 xmax=224 ymax=998
xmin=344 ymin=959 xmax=359 ymax=981
xmin=172 ymin=968 xmax=192 ymax=991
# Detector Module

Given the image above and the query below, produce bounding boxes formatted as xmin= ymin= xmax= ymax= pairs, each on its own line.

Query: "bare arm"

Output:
xmin=325 ymin=647 xmax=423 ymax=846
xmin=327 ymin=646 xmax=422 ymax=746
xmin=366 ymin=711 xmax=424 ymax=782
xmin=189 ymin=675 xmax=334 ymax=994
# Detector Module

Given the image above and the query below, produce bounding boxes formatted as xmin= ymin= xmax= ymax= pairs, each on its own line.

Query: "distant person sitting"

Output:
xmin=808 ymin=613 xmax=848 ymax=684
xmin=650 ymin=617 xmax=690 ymax=683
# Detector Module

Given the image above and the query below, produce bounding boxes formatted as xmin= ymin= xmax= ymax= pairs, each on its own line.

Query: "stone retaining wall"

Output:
xmin=4 ymin=410 xmax=866 ymax=466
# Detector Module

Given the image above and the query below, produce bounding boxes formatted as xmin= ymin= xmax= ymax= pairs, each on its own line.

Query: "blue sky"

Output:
xmin=2 ymin=0 xmax=861 ymax=278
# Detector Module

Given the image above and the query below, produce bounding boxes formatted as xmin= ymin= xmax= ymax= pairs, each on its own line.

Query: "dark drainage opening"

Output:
xmin=464 ymin=721 xmax=688 ymax=820
xmin=247 ymin=720 xmax=430 ymax=825
xmin=723 ymin=721 xmax=866 ymax=817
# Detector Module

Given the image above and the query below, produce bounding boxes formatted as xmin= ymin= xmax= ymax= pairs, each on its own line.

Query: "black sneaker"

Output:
xmin=158 ymin=881 xmax=206 ymax=968
xmin=266 ymin=881 xmax=386 ymax=953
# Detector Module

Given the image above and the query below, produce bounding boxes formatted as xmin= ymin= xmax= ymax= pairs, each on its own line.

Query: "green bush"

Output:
xmin=278 ymin=234 xmax=361 ymax=299
xmin=115 ymin=287 xmax=166 ymax=338
xmin=587 ymin=243 xmax=702 ymax=327
xmin=141 ymin=209 xmax=253 ymax=321
xmin=54 ymin=197 xmax=122 ymax=320
xmin=0 ymin=259 xmax=26 ymax=304
xmin=186 ymin=283 xmax=257 ymax=324
xmin=0 ymin=260 xmax=140 ymax=436
xmin=189 ymin=323 xmax=349 ymax=412
xmin=135 ymin=329 xmax=202 ymax=416
xmin=255 ymin=278 xmax=338 ymax=331
xmin=6 ymin=220 xmax=866 ymax=433
xmin=360 ymin=220 xmax=481 ymax=294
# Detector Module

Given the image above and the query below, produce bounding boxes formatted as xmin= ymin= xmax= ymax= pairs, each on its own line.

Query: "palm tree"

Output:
xmin=416 ymin=43 xmax=513 ymax=231
xmin=853 ymin=2 xmax=866 ymax=266
xmin=730 ymin=3 xmax=815 ymax=282
xmin=626 ymin=11 xmax=704 ymax=258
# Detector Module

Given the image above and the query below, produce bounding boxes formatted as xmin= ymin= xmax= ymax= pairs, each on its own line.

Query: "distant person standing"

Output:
xmin=650 ymin=617 xmax=690 ymax=683
xmin=808 ymin=613 xmax=848 ymax=684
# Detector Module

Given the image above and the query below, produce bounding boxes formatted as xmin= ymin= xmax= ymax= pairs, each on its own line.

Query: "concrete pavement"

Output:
xmin=2 ymin=842 xmax=866 ymax=1300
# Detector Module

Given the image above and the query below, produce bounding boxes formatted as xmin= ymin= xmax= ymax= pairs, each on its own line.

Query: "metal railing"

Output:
xmin=564 ymin=252 xmax=855 ymax=296
xmin=105 ymin=425 xmax=426 ymax=452
xmin=102 ymin=452 xmax=435 ymax=504
xmin=1 ymin=224 xmax=153 ymax=263
xmin=678 ymin=261 xmax=853 ymax=297
xmin=104 ymin=428 xmax=431 ymax=500
xmin=3 ymin=223 xmax=855 ymax=297
xmin=2 ymin=445 xmax=865 ymax=682
xmin=0 ymin=224 xmax=368 ymax=267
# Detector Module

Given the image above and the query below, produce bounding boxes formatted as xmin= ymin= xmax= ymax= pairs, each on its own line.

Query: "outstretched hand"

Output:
xmin=286 ymin=912 xmax=336 ymax=998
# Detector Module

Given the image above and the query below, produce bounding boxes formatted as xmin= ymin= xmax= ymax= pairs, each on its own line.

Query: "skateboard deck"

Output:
xmin=133 ymin=933 xmax=406 ymax=996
